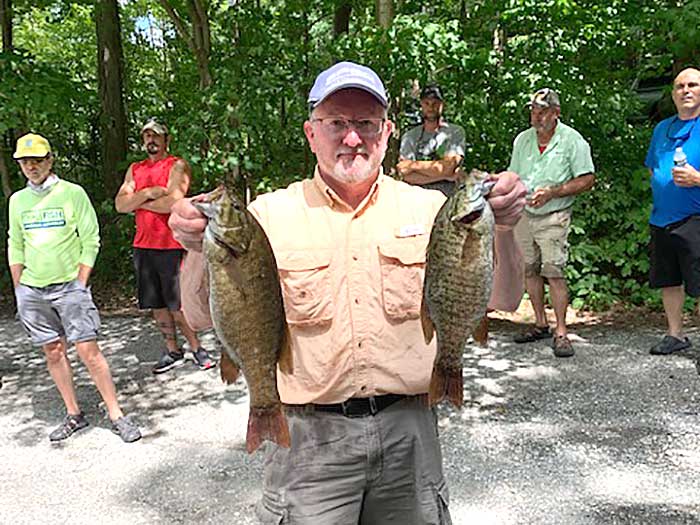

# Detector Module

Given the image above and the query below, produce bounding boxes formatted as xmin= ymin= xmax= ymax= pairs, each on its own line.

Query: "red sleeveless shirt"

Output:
xmin=131 ymin=155 xmax=183 ymax=250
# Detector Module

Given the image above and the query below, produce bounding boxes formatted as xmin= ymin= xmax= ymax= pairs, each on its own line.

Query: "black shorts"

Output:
xmin=649 ymin=216 xmax=700 ymax=297
xmin=133 ymin=248 xmax=185 ymax=310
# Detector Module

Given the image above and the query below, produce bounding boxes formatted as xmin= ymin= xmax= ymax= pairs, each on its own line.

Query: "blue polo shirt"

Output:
xmin=645 ymin=115 xmax=700 ymax=227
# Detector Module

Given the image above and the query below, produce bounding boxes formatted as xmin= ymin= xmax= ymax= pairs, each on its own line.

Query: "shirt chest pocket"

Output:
xmin=377 ymin=236 xmax=428 ymax=321
xmin=276 ymin=250 xmax=334 ymax=327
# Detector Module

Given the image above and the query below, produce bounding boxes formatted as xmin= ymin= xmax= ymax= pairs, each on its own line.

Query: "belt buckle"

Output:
xmin=368 ymin=396 xmax=378 ymax=415
xmin=340 ymin=397 xmax=378 ymax=418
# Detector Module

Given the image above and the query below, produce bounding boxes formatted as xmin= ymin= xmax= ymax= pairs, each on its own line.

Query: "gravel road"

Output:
xmin=1 ymin=312 xmax=699 ymax=525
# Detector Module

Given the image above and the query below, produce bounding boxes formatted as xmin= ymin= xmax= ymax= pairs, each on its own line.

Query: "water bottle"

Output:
xmin=674 ymin=147 xmax=688 ymax=167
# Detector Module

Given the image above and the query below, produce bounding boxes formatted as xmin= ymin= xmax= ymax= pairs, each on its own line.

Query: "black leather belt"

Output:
xmin=288 ymin=394 xmax=407 ymax=418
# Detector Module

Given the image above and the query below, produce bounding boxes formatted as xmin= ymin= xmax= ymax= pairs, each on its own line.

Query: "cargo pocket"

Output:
xmin=276 ymin=250 xmax=334 ymax=327
xmin=60 ymin=280 xmax=101 ymax=342
xmin=420 ymin=479 xmax=452 ymax=525
xmin=378 ymin=236 xmax=428 ymax=321
xmin=255 ymin=489 xmax=289 ymax=524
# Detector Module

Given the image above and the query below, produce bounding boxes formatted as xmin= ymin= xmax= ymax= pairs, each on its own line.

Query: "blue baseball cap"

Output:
xmin=308 ymin=61 xmax=388 ymax=109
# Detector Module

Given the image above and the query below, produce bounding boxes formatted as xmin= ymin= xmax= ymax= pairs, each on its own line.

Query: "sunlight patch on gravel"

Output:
xmin=477 ymin=358 xmax=511 ymax=372
xmin=451 ymin=502 xmax=517 ymax=525
xmin=588 ymin=466 xmax=698 ymax=505
xmin=507 ymin=365 xmax=561 ymax=380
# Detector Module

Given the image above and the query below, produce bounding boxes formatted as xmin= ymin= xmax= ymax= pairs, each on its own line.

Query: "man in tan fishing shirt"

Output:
xmin=169 ymin=62 xmax=526 ymax=524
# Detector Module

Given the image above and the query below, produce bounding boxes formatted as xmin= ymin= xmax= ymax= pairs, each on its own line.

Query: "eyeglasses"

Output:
xmin=311 ymin=117 xmax=385 ymax=139
xmin=666 ymin=116 xmax=697 ymax=142
xmin=18 ymin=156 xmax=50 ymax=166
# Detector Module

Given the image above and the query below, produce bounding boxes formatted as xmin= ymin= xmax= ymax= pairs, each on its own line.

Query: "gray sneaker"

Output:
xmin=152 ymin=349 xmax=186 ymax=374
xmin=49 ymin=412 xmax=89 ymax=441
xmin=191 ymin=347 xmax=216 ymax=370
xmin=111 ymin=416 xmax=142 ymax=443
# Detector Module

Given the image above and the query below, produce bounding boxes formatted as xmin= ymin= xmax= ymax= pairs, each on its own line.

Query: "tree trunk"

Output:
xmin=1 ymin=0 xmax=11 ymax=51
xmin=0 ymin=143 xmax=10 ymax=199
xmin=333 ymin=1 xmax=351 ymax=36
xmin=375 ymin=0 xmax=394 ymax=29
xmin=95 ymin=0 xmax=128 ymax=199
xmin=159 ymin=0 xmax=213 ymax=89
xmin=1 ymin=0 xmax=13 ymax=199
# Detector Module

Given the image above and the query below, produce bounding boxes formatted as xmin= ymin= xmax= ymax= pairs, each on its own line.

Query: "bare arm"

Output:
xmin=114 ymin=165 xmax=166 ymax=213
xmin=397 ymin=156 xmax=462 ymax=185
xmin=10 ymin=264 xmax=24 ymax=288
xmin=76 ymin=264 xmax=93 ymax=286
xmin=140 ymin=159 xmax=191 ymax=213
xmin=529 ymin=173 xmax=595 ymax=209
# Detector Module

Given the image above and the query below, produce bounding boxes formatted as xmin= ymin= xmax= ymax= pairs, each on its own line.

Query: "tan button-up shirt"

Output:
xmin=249 ymin=169 xmax=446 ymax=404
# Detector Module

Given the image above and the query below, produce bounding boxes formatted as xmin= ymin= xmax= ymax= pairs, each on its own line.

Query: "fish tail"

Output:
xmin=220 ymin=353 xmax=240 ymax=384
xmin=428 ymin=367 xmax=463 ymax=408
xmin=246 ymin=406 xmax=291 ymax=454
xmin=473 ymin=315 xmax=489 ymax=347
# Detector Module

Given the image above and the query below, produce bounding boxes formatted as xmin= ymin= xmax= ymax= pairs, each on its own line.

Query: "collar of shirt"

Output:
xmin=27 ymin=174 xmax=60 ymax=195
xmin=535 ymin=120 xmax=562 ymax=153
xmin=311 ymin=166 xmax=382 ymax=214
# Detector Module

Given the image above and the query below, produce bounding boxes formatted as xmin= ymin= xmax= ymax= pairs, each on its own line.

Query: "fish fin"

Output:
xmin=246 ymin=406 xmax=291 ymax=454
xmin=420 ymin=297 xmax=435 ymax=345
xmin=428 ymin=367 xmax=463 ymax=408
xmin=472 ymin=315 xmax=489 ymax=347
xmin=219 ymin=353 xmax=240 ymax=384
xmin=278 ymin=322 xmax=293 ymax=374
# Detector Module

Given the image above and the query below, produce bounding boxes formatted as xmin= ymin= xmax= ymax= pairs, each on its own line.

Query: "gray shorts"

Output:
xmin=15 ymin=280 xmax=101 ymax=346
xmin=256 ymin=395 xmax=451 ymax=525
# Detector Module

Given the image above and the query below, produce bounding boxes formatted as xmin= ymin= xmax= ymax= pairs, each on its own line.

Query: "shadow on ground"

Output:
xmin=0 ymin=315 xmax=248 ymax=448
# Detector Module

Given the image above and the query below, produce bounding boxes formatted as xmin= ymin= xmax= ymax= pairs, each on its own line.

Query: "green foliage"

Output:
xmin=2 ymin=0 xmax=698 ymax=309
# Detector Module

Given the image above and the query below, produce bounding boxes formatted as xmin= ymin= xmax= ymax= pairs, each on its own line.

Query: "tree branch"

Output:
xmin=157 ymin=0 xmax=195 ymax=52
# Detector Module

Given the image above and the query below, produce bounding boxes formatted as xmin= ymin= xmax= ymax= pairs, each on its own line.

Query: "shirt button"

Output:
xmin=360 ymin=385 xmax=367 ymax=391
xmin=354 ymin=298 xmax=360 ymax=304
xmin=352 ymin=255 xmax=358 ymax=261
xmin=358 ymin=341 xmax=362 ymax=348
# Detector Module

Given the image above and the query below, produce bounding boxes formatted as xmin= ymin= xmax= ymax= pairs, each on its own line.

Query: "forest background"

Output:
xmin=1 ymin=0 xmax=699 ymax=311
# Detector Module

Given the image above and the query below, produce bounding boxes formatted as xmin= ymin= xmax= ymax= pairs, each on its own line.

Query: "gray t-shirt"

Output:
xmin=400 ymin=121 xmax=466 ymax=196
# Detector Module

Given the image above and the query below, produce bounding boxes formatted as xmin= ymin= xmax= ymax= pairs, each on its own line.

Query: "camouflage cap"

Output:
xmin=529 ymin=88 xmax=560 ymax=108
xmin=141 ymin=119 xmax=168 ymax=136
xmin=420 ymin=84 xmax=443 ymax=101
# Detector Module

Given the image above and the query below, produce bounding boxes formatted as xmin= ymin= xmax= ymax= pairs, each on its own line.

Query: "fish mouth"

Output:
xmin=455 ymin=210 xmax=483 ymax=224
xmin=206 ymin=225 xmax=242 ymax=258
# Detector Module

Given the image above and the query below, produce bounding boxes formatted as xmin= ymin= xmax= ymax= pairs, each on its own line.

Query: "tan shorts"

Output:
xmin=514 ymin=209 xmax=572 ymax=279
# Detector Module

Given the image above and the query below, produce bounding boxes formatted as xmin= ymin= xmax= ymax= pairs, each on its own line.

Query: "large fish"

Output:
xmin=194 ymin=186 xmax=291 ymax=454
xmin=421 ymin=177 xmax=494 ymax=408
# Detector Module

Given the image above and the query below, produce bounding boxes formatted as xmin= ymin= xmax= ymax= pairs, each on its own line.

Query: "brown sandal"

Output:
xmin=513 ymin=325 xmax=551 ymax=344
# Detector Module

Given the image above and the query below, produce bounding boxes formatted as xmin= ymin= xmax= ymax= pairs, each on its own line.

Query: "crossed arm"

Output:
xmin=114 ymin=159 xmax=191 ymax=214
xmin=396 ymin=155 xmax=463 ymax=185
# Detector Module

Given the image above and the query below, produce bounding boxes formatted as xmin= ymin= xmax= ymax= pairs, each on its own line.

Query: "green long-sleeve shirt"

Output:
xmin=7 ymin=178 xmax=100 ymax=287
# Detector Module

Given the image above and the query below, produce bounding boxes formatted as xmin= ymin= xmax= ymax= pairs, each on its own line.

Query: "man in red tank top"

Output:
xmin=115 ymin=120 xmax=215 ymax=374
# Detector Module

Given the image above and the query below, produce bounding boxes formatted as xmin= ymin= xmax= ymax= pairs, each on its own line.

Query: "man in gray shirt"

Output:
xmin=397 ymin=84 xmax=466 ymax=196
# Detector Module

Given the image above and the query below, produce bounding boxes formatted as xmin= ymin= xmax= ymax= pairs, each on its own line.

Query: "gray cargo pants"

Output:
xmin=255 ymin=395 xmax=452 ymax=525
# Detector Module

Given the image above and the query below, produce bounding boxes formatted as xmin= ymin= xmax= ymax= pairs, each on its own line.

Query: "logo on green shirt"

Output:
xmin=22 ymin=208 xmax=66 ymax=230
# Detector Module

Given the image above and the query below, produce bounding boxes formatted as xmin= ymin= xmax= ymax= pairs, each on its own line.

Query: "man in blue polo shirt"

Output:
xmin=645 ymin=67 xmax=700 ymax=355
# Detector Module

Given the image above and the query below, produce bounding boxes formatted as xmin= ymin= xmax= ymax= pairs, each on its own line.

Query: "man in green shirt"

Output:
xmin=7 ymin=133 xmax=141 ymax=443
xmin=509 ymin=89 xmax=595 ymax=357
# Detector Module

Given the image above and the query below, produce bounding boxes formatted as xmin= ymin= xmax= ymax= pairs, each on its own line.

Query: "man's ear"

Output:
xmin=303 ymin=121 xmax=316 ymax=152
xmin=384 ymin=119 xmax=396 ymax=137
